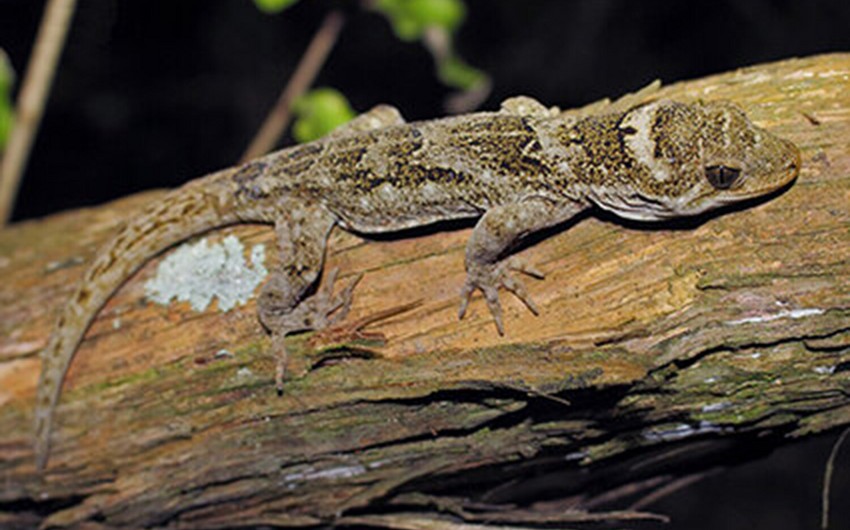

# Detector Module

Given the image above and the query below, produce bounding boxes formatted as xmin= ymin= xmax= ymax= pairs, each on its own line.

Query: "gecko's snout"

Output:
xmin=786 ymin=139 xmax=802 ymax=180
xmin=736 ymin=131 xmax=801 ymax=200
xmin=770 ymin=136 xmax=802 ymax=192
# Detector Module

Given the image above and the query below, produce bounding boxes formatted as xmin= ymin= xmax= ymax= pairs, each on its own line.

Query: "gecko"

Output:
xmin=33 ymin=92 xmax=800 ymax=470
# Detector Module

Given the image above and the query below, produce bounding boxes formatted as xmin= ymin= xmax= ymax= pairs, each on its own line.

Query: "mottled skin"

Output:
xmin=34 ymin=96 xmax=800 ymax=469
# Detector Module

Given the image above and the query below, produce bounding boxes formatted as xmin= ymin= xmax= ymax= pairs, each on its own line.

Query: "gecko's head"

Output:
xmin=683 ymin=100 xmax=800 ymax=212
xmin=609 ymin=99 xmax=800 ymax=220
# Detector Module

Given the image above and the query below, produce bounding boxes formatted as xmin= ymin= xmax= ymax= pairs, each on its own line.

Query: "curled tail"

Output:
xmin=34 ymin=169 xmax=265 ymax=470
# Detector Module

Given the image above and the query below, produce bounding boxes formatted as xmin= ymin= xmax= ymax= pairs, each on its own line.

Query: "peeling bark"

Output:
xmin=0 ymin=53 xmax=848 ymax=529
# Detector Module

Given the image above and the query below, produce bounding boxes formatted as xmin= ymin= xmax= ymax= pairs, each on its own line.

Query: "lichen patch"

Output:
xmin=145 ymin=236 xmax=267 ymax=312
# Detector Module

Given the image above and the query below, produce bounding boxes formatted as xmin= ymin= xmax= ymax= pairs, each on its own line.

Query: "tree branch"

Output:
xmin=0 ymin=53 xmax=848 ymax=529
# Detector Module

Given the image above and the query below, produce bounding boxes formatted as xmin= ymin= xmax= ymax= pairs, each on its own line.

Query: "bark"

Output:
xmin=1 ymin=53 xmax=848 ymax=529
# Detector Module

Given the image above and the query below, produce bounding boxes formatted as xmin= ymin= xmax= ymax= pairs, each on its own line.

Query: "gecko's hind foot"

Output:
xmin=266 ymin=269 xmax=364 ymax=393
xmin=457 ymin=258 xmax=543 ymax=335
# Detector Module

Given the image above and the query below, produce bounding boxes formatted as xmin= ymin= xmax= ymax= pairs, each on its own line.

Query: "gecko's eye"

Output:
xmin=705 ymin=165 xmax=742 ymax=190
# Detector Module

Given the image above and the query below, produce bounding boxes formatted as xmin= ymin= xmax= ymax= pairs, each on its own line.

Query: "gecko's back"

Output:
xmin=243 ymin=112 xmax=576 ymax=233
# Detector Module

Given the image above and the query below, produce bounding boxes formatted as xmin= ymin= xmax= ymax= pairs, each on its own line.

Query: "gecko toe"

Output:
xmin=458 ymin=282 xmax=474 ymax=320
xmin=470 ymin=280 xmax=505 ymax=335
xmin=458 ymin=258 xmax=544 ymax=334
xmin=328 ymin=273 xmax=364 ymax=325
xmin=501 ymin=274 xmax=539 ymax=315
xmin=510 ymin=259 xmax=545 ymax=279
xmin=483 ymin=289 xmax=506 ymax=335
xmin=273 ymin=333 xmax=289 ymax=394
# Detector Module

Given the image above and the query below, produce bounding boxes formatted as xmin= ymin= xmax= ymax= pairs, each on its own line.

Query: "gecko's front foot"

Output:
xmin=458 ymin=258 xmax=543 ymax=335
xmin=261 ymin=269 xmax=363 ymax=393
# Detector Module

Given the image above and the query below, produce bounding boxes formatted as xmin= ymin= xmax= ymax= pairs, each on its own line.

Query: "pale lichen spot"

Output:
xmin=145 ymin=236 xmax=267 ymax=312
xmin=726 ymin=307 xmax=824 ymax=326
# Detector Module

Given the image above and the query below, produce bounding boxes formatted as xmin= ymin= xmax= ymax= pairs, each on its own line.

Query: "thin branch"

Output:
xmin=421 ymin=27 xmax=490 ymax=114
xmin=822 ymin=427 xmax=850 ymax=530
xmin=0 ymin=0 xmax=77 ymax=226
xmin=239 ymin=10 xmax=345 ymax=163
xmin=629 ymin=471 xmax=712 ymax=511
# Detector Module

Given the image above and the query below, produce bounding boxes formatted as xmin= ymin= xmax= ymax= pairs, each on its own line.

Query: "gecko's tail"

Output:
xmin=34 ymin=167 xmax=268 ymax=470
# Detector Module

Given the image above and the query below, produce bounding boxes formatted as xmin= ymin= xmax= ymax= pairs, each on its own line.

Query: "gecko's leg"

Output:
xmin=259 ymin=105 xmax=404 ymax=391
xmin=258 ymin=201 xmax=359 ymax=392
xmin=458 ymin=197 xmax=585 ymax=335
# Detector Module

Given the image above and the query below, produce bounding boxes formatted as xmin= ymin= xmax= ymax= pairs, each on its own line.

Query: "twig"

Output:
xmin=421 ymin=27 xmax=490 ymax=114
xmin=629 ymin=471 xmax=712 ymax=511
xmin=239 ymin=10 xmax=345 ymax=163
xmin=491 ymin=380 xmax=572 ymax=408
xmin=822 ymin=426 xmax=850 ymax=529
xmin=0 ymin=0 xmax=77 ymax=226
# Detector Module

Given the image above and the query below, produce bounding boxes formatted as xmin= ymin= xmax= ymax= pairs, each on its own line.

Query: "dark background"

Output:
xmin=2 ymin=1 xmax=849 ymax=528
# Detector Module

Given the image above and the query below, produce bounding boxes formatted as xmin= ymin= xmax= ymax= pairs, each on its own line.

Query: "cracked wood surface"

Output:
xmin=1 ymin=53 xmax=849 ymax=529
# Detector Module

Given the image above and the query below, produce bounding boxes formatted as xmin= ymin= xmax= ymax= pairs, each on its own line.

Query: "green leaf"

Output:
xmin=407 ymin=0 xmax=465 ymax=31
xmin=253 ymin=0 xmax=300 ymax=14
xmin=374 ymin=0 xmax=466 ymax=40
xmin=0 ymin=50 xmax=15 ymax=150
xmin=437 ymin=54 xmax=486 ymax=91
xmin=292 ymin=88 xmax=356 ymax=143
xmin=372 ymin=0 xmax=488 ymax=95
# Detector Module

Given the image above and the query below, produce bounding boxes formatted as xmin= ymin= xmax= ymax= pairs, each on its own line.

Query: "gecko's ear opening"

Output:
xmin=705 ymin=164 xmax=742 ymax=190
